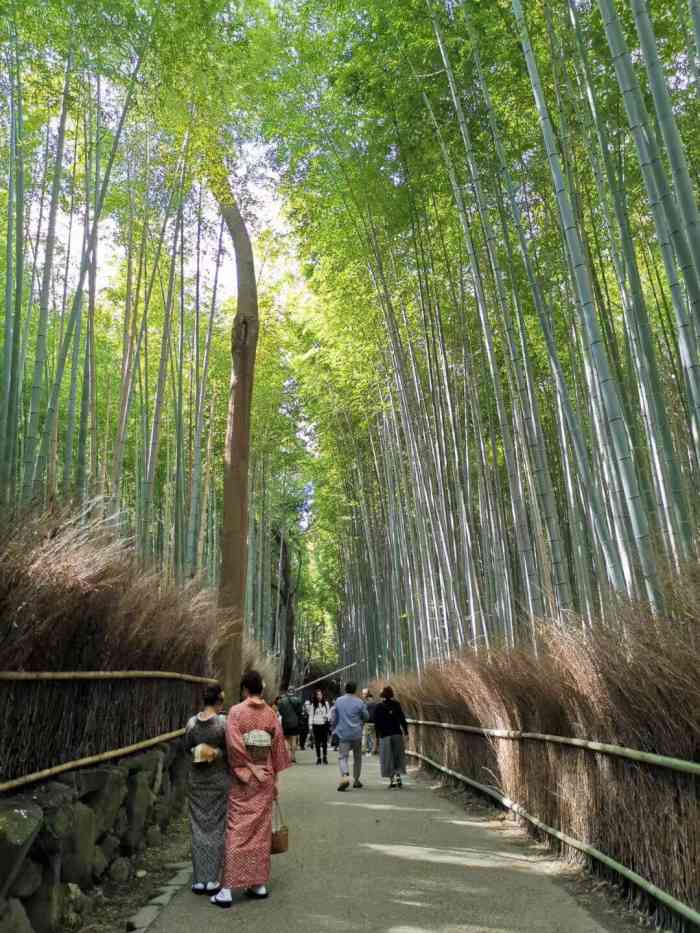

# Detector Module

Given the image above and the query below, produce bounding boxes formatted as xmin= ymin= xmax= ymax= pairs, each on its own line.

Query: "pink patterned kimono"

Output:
xmin=221 ymin=697 xmax=290 ymax=889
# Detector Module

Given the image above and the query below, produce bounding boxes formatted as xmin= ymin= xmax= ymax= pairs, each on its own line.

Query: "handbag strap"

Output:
xmin=273 ymin=798 xmax=285 ymax=825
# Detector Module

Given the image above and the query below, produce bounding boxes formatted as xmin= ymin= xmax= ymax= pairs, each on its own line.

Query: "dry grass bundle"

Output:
xmin=0 ymin=507 xmax=276 ymax=782
xmin=392 ymin=614 xmax=700 ymax=930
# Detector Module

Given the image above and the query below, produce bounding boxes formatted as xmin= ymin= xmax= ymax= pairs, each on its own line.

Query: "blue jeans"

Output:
xmin=363 ymin=724 xmax=375 ymax=754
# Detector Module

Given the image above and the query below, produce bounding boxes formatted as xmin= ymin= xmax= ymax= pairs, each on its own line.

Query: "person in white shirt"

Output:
xmin=305 ymin=688 xmax=332 ymax=765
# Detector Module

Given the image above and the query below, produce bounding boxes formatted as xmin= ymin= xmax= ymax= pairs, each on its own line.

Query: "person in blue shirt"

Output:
xmin=330 ymin=682 xmax=369 ymax=791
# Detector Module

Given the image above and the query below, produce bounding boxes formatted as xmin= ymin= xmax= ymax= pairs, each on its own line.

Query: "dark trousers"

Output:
xmin=313 ymin=724 xmax=329 ymax=761
xmin=299 ymin=724 xmax=309 ymax=750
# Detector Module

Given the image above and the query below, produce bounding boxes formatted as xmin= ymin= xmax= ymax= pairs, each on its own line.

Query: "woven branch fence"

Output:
xmin=0 ymin=670 xmax=218 ymax=786
xmin=407 ymin=717 xmax=700 ymax=931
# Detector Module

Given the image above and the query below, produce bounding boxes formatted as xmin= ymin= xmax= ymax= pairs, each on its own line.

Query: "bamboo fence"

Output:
xmin=406 ymin=718 xmax=700 ymax=776
xmin=0 ymin=669 xmax=217 ymax=785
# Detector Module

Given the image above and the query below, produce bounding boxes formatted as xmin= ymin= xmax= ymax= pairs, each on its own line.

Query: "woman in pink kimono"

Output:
xmin=211 ymin=670 xmax=290 ymax=908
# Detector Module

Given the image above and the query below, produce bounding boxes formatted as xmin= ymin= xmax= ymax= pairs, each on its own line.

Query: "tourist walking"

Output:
xmin=374 ymin=685 xmax=409 ymax=788
xmin=184 ymin=684 xmax=230 ymax=895
xmin=211 ymin=670 xmax=290 ymax=908
xmin=361 ymin=688 xmax=378 ymax=755
xmin=306 ymin=688 xmax=332 ymax=765
xmin=277 ymin=688 xmax=302 ymax=762
xmin=330 ymin=682 xmax=368 ymax=791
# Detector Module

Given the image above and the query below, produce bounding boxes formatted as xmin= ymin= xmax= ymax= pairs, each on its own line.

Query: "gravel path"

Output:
xmin=149 ymin=750 xmax=629 ymax=933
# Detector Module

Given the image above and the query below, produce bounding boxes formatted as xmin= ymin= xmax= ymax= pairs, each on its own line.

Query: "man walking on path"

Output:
xmin=330 ymin=682 xmax=368 ymax=791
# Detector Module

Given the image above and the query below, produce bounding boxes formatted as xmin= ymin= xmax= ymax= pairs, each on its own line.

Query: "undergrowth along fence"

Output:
xmin=407 ymin=718 xmax=700 ymax=931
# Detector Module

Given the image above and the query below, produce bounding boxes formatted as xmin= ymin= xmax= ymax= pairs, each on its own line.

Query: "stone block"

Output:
xmin=8 ymin=858 xmax=42 ymax=900
xmin=144 ymin=827 xmax=161 ymax=848
xmin=123 ymin=775 xmax=153 ymax=854
xmin=150 ymin=754 xmax=164 ymax=797
xmin=59 ymin=771 xmax=107 ymax=799
xmin=125 ymin=905 xmax=160 ymax=931
xmin=152 ymin=800 xmax=170 ymax=830
xmin=108 ymin=858 xmax=130 ymax=884
xmin=0 ymin=898 xmax=34 ymax=933
xmin=159 ymin=771 xmax=172 ymax=799
xmin=0 ymin=797 xmax=44 ymax=899
xmin=168 ymin=869 xmax=191 ymax=887
xmin=61 ymin=803 xmax=95 ymax=888
xmin=148 ymin=892 xmax=172 ymax=907
xmin=113 ymin=808 xmax=128 ymax=841
xmin=91 ymin=848 xmax=108 ymax=881
xmin=32 ymin=784 xmax=75 ymax=858
xmin=117 ymin=752 xmax=160 ymax=779
xmin=63 ymin=882 xmax=90 ymax=919
xmin=25 ymin=856 xmax=62 ymax=933
xmin=85 ymin=769 xmax=127 ymax=839
xmin=99 ymin=835 xmax=120 ymax=863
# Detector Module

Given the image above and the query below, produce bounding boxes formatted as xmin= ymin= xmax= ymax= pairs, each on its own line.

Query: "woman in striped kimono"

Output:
xmin=211 ymin=670 xmax=290 ymax=908
xmin=184 ymin=683 xmax=230 ymax=895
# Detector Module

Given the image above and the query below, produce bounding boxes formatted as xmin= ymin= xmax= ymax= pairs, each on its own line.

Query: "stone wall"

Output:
xmin=0 ymin=739 xmax=188 ymax=933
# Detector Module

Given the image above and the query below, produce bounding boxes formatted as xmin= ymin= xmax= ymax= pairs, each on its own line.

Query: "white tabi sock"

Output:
xmin=211 ymin=888 xmax=232 ymax=903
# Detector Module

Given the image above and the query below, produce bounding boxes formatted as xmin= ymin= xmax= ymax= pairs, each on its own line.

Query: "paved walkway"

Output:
xmin=150 ymin=749 xmax=621 ymax=933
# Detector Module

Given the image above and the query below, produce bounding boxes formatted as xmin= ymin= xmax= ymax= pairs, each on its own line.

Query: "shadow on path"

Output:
xmin=149 ymin=752 xmax=620 ymax=933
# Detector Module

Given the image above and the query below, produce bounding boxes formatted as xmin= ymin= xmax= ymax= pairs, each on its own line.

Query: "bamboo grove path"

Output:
xmin=150 ymin=752 xmax=634 ymax=933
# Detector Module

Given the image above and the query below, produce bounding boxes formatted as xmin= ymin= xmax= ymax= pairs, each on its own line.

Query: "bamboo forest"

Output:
xmin=2 ymin=0 xmax=700 ymax=931
xmin=4 ymin=0 xmax=700 ymax=669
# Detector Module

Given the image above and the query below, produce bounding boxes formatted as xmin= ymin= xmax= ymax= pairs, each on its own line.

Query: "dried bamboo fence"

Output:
xmin=0 ymin=670 xmax=218 ymax=787
xmin=407 ymin=718 xmax=700 ymax=930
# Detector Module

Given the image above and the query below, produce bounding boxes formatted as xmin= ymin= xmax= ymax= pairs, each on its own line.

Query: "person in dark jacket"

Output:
xmin=277 ymin=689 xmax=302 ymax=762
xmin=374 ymin=685 xmax=409 ymax=788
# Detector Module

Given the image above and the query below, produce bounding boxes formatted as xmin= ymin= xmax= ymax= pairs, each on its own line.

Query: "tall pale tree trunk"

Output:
xmin=209 ymin=158 xmax=260 ymax=702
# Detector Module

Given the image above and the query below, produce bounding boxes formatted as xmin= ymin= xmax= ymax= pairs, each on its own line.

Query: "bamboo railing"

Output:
xmin=406 ymin=718 xmax=700 ymax=776
xmin=0 ymin=670 xmax=219 ymax=685
xmin=0 ymin=729 xmax=186 ymax=794
xmin=0 ymin=669 xmax=218 ymax=793
xmin=406 ymin=748 xmax=700 ymax=929
xmin=407 ymin=719 xmax=700 ymax=928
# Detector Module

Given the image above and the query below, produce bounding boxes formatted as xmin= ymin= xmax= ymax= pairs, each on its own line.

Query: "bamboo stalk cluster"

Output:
xmin=275 ymin=1 xmax=700 ymax=679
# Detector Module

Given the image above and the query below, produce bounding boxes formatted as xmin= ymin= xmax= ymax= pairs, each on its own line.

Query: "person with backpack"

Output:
xmin=305 ymin=688 xmax=332 ymax=764
xmin=277 ymin=688 xmax=302 ymax=762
